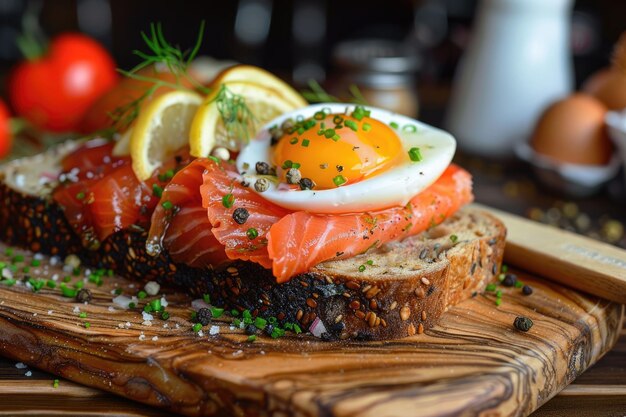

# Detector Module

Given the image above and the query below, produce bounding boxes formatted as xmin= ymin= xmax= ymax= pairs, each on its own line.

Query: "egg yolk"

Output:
xmin=272 ymin=114 xmax=403 ymax=189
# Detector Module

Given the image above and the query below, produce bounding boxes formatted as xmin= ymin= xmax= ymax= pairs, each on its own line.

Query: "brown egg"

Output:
xmin=530 ymin=93 xmax=613 ymax=165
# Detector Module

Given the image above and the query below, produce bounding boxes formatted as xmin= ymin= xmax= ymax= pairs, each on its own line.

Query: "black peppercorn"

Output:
xmin=232 ymin=207 xmax=250 ymax=225
xmin=514 ymin=316 xmax=533 ymax=332
xmin=522 ymin=285 xmax=533 ymax=296
xmin=76 ymin=288 xmax=92 ymax=303
xmin=255 ymin=161 xmax=271 ymax=175
xmin=196 ymin=308 xmax=213 ymax=326
xmin=245 ymin=324 xmax=258 ymax=335
xmin=264 ymin=324 xmax=274 ymax=336
xmin=299 ymin=178 xmax=315 ymax=190
xmin=502 ymin=273 xmax=517 ymax=287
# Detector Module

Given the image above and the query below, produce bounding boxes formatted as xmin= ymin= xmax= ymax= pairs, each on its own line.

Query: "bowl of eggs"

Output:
xmin=516 ymin=93 xmax=621 ymax=197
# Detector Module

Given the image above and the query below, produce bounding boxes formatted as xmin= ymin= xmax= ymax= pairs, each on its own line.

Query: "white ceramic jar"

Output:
xmin=445 ymin=0 xmax=574 ymax=158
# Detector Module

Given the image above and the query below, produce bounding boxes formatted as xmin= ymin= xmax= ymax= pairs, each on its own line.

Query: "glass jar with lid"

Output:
xmin=331 ymin=39 xmax=421 ymax=117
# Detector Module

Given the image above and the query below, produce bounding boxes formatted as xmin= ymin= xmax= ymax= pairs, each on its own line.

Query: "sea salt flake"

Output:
xmin=72 ymin=306 xmax=80 ymax=314
xmin=152 ymin=336 xmax=159 ymax=342
xmin=209 ymin=325 xmax=220 ymax=335
xmin=25 ymin=371 xmax=32 ymax=377
xmin=15 ymin=363 xmax=27 ymax=369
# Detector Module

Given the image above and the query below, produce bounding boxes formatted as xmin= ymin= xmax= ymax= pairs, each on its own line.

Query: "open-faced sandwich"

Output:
xmin=0 ymin=64 xmax=506 ymax=340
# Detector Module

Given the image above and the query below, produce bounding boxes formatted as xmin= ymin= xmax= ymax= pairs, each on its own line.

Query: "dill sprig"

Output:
xmin=301 ymin=80 xmax=369 ymax=105
xmin=123 ymin=21 xmax=209 ymax=94
xmin=107 ymin=21 xmax=209 ymax=132
xmin=211 ymin=84 xmax=257 ymax=144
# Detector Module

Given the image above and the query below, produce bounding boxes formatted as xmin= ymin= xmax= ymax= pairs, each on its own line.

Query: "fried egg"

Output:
xmin=236 ymin=103 xmax=456 ymax=214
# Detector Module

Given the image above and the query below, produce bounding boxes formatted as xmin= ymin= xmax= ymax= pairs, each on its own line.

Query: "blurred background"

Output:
xmin=0 ymin=0 xmax=624 ymax=247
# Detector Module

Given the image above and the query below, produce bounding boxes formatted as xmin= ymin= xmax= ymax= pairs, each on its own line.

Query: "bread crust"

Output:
xmin=0 ymin=144 xmax=506 ymax=340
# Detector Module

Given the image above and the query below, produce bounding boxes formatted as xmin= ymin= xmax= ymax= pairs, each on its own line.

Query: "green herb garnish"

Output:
xmin=408 ymin=147 xmax=422 ymax=162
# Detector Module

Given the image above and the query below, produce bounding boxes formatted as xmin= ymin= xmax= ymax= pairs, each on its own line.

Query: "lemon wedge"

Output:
xmin=112 ymin=128 xmax=131 ymax=156
xmin=190 ymin=81 xmax=305 ymax=157
xmin=129 ymin=90 xmax=203 ymax=180
xmin=213 ymin=65 xmax=308 ymax=109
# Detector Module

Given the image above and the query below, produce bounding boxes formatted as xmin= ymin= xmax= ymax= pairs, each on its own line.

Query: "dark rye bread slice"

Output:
xmin=0 ymin=141 xmax=506 ymax=340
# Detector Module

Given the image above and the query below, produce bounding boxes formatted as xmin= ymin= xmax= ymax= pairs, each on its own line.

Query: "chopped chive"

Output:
xmin=362 ymin=122 xmax=372 ymax=132
xmin=282 ymin=160 xmax=293 ymax=169
xmin=231 ymin=309 xmax=240 ymax=317
xmin=366 ymin=259 xmax=374 ymax=265
xmin=152 ymin=184 xmax=163 ymax=198
xmin=271 ymin=327 xmax=285 ymax=338
xmin=390 ymin=121 xmax=399 ymax=129
xmin=73 ymin=281 xmax=84 ymax=289
xmin=313 ymin=111 xmax=326 ymax=120
xmin=496 ymin=290 xmax=502 ymax=298
xmin=301 ymin=139 xmax=310 ymax=147
xmin=128 ymin=302 xmax=136 ymax=309
xmin=22 ymin=266 xmax=30 ymax=273
xmin=160 ymin=311 xmax=170 ymax=320
xmin=84 ymin=322 xmax=91 ymax=328
xmin=501 ymin=265 xmax=508 ymax=273
xmin=1 ymin=279 xmax=15 ymax=286
xmin=495 ymin=298 xmax=502 ymax=307
xmin=254 ymin=317 xmax=267 ymax=329
xmin=293 ymin=324 xmax=302 ymax=334
xmin=290 ymin=137 xmax=298 ymax=145
xmin=515 ymin=281 xmax=524 ymax=289
xmin=221 ymin=193 xmax=235 ymax=208
xmin=450 ymin=234 xmax=458 ymax=243
xmin=76 ymin=191 xmax=86 ymax=200
xmin=402 ymin=124 xmax=418 ymax=133
xmin=12 ymin=255 xmax=24 ymax=263
xmin=408 ymin=147 xmax=423 ymax=162
xmin=114 ymin=287 xmax=123 ymax=295
xmin=208 ymin=155 xmax=220 ymax=163
xmin=333 ymin=175 xmax=347 ymax=187
xmin=192 ymin=323 xmax=202 ymax=333
xmin=247 ymin=334 xmax=257 ymax=342
xmin=72 ymin=267 xmax=81 ymax=276
xmin=143 ymin=304 xmax=153 ymax=313
xmin=161 ymin=200 xmax=173 ymax=210
xmin=31 ymin=259 xmax=41 ymax=267
xmin=247 ymin=228 xmax=258 ymax=240
xmin=345 ymin=120 xmax=358 ymax=131
xmin=53 ymin=379 xmax=59 ymax=388
xmin=485 ymin=283 xmax=497 ymax=292
xmin=324 ymin=129 xmax=336 ymax=139
xmin=63 ymin=276 xmax=71 ymax=283
xmin=79 ymin=312 xmax=87 ymax=319
xmin=358 ymin=265 xmax=366 ymax=272
xmin=203 ymin=293 xmax=211 ymax=304
xmin=46 ymin=280 xmax=56 ymax=289
xmin=150 ymin=299 xmax=162 ymax=312
xmin=137 ymin=290 xmax=147 ymax=299
xmin=210 ymin=307 xmax=224 ymax=318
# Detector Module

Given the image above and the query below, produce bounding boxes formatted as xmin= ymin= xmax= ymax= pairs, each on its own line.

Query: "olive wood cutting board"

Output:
xmin=0 ymin=243 xmax=622 ymax=417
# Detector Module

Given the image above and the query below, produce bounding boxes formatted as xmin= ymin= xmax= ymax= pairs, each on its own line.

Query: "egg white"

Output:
xmin=236 ymin=103 xmax=456 ymax=214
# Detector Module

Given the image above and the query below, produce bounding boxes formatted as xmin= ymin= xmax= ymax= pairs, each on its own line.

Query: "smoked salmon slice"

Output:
xmin=267 ymin=164 xmax=473 ymax=281
xmin=199 ymin=159 xmax=291 ymax=269
xmin=200 ymin=161 xmax=473 ymax=282
xmin=147 ymin=159 xmax=228 ymax=268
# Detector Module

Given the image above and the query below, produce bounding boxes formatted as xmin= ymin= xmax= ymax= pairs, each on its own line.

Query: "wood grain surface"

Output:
xmin=0 ymin=245 xmax=622 ymax=417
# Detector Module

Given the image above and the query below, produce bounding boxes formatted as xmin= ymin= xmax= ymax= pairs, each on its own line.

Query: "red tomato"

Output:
xmin=0 ymin=100 xmax=12 ymax=158
xmin=8 ymin=33 xmax=118 ymax=133
xmin=79 ymin=66 xmax=196 ymax=134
